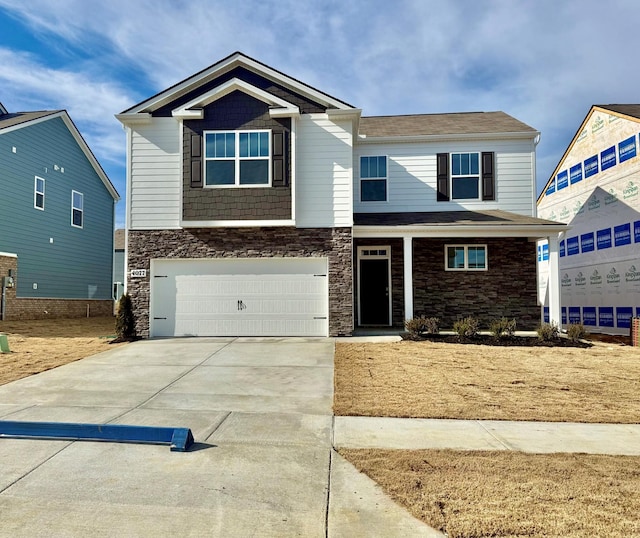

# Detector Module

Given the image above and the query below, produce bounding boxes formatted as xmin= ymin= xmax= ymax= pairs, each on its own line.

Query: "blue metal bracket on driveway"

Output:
xmin=0 ymin=421 xmax=194 ymax=452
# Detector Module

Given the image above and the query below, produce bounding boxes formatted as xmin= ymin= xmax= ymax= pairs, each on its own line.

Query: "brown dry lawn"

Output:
xmin=335 ymin=338 xmax=640 ymax=537
xmin=339 ymin=448 xmax=640 ymax=538
xmin=334 ymin=339 xmax=640 ymax=423
xmin=0 ymin=317 xmax=124 ymax=386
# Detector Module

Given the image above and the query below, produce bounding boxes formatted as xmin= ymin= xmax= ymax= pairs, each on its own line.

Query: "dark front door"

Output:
xmin=359 ymin=258 xmax=390 ymax=325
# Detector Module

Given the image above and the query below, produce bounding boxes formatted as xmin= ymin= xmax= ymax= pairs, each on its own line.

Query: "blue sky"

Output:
xmin=1 ymin=0 xmax=639 ymax=228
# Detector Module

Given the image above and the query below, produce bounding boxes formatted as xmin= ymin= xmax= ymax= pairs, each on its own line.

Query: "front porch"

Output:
xmin=352 ymin=210 xmax=567 ymax=330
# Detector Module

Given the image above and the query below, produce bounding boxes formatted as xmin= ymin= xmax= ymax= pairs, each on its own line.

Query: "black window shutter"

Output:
xmin=190 ymin=133 xmax=203 ymax=188
xmin=436 ymin=153 xmax=449 ymax=201
xmin=272 ymin=131 xmax=287 ymax=187
xmin=482 ymin=151 xmax=494 ymax=200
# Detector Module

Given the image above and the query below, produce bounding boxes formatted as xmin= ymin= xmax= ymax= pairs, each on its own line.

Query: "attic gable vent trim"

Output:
xmin=171 ymin=77 xmax=300 ymax=120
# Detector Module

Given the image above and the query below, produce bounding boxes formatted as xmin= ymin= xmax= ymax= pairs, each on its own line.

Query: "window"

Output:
xmin=445 ymin=244 xmax=487 ymax=271
xmin=360 ymin=156 xmax=387 ymax=201
xmin=34 ymin=176 xmax=45 ymax=210
xmin=451 ymin=153 xmax=480 ymax=199
xmin=437 ymin=152 xmax=494 ymax=201
xmin=72 ymin=190 xmax=83 ymax=228
xmin=204 ymin=130 xmax=270 ymax=186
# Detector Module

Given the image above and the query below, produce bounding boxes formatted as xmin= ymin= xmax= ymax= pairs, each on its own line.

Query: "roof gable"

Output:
xmin=537 ymin=104 xmax=640 ymax=203
xmin=0 ymin=110 xmax=119 ymax=201
xmin=120 ymin=52 xmax=355 ymax=117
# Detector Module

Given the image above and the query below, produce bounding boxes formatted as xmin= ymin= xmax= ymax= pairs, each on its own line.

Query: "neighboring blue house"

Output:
xmin=0 ymin=103 xmax=120 ymax=320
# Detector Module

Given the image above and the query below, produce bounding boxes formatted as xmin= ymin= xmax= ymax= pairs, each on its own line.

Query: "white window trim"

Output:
xmin=359 ymin=155 xmax=388 ymax=202
xmin=203 ymin=129 xmax=272 ymax=188
xmin=34 ymin=176 xmax=45 ymax=210
xmin=71 ymin=190 xmax=83 ymax=229
xmin=450 ymin=152 xmax=481 ymax=201
xmin=445 ymin=244 xmax=488 ymax=271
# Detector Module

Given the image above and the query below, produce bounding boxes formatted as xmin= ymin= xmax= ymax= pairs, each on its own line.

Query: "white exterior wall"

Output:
xmin=129 ymin=118 xmax=181 ymax=229
xmin=295 ymin=115 xmax=353 ymax=228
xmin=537 ymin=110 xmax=640 ymax=334
xmin=353 ymin=138 xmax=536 ymax=216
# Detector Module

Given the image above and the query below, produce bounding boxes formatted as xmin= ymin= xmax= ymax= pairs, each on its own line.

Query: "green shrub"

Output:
xmin=489 ymin=317 xmax=517 ymax=339
xmin=566 ymin=322 xmax=586 ymax=342
xmin=453 ymin=316 xmax=479 ymax=338
xmin=115 ymin=293 xmax=136 ymax=339
xmin=404 ymin=316 xmax=440 ymax=336
xmin=536 ymin=322 xmax=559 ymax=341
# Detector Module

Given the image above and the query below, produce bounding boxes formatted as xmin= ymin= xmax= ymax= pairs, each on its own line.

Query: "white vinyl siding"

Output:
xmin=130 ymin=118 xmax=181 ymax=229
xmin=353 ymin=139 xmax=536 ymax=216
xmin=296 ymin=115 xmax=353 ymax=227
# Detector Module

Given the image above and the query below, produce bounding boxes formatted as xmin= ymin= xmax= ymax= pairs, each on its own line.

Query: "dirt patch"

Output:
xmin=0 ymin=317 xmax=125 ymax=386
xmin=339 ymin=448 xmax=640 ymax=538
xmin=334 ymin=340 xmax=640 ymax=423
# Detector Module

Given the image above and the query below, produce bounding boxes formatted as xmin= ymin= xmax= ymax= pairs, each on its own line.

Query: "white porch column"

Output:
xmin=403 ymin=236 xmax=414 ymax=321
xmin=547 ymin=234 xmax=562 ymax=329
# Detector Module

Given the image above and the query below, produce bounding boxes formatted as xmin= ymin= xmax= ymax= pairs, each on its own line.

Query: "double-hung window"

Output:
xmin=204 ymin=130 xmax=270 ymax=186
xmin=451 ymin=153 xmax=480 ymax=199
xmin=34 ymin=176 xmax=45 ymax=210
xmin=445 ymin=244 xmax=487 ymax=271
xmin=360 ymin=155 xmax=387 ymax=201
xmin=72 ymin=190 xmax=83 ymax=228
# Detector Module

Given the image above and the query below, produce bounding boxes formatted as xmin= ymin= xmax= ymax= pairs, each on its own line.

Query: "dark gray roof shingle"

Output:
xmin=0 ymin=110 xmax=61 ymax=130
xmin=354 ymin=210 xmax=561 ymax=227
xmin=596 ymin=104 xmax=640 ymax=120
xmin=358 ymin=111 xmax=536 ymax=138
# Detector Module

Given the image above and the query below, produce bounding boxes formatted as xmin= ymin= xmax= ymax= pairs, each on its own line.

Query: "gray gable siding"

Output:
xmin=183 ymin=91 xmax=292 ymax=221
xmin=0 ymin=116 xmax=115 ymax=299
xmin=153 ymin=66 xmax=327 ymax=117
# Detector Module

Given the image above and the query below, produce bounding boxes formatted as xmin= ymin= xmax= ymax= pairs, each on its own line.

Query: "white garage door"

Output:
xmin=150 ymin=258 xmax=328 ymax=337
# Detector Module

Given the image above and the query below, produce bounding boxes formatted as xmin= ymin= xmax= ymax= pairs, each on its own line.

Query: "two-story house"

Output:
xmin=0 ymin=104 xmax=119 ymax=320
xmin=537 ymin=105 xmax=640 ymax=335
xmin=116 ymin=52 xmax=566 ymax=338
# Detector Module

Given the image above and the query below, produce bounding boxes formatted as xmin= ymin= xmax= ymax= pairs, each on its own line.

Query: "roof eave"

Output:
xmin=121 ymin=52 xmax=354 ymax=116
xmin=353 ymin=223 xmax=568 ymax=238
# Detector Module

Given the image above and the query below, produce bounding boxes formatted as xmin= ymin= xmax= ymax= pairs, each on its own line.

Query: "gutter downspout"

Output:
xmin=1 ymin=280 xmax=5 ymax=321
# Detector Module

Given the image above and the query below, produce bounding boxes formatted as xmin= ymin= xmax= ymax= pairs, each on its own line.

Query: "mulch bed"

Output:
xmin=402 ymin=333 xmax=593 ymax=348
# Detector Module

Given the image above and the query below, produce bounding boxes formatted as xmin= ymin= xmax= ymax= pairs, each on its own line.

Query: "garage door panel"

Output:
xmin=175 ymin=299 xmax=326 ymax=316
xmin=151 ymin=259 xmax=328 ymax=337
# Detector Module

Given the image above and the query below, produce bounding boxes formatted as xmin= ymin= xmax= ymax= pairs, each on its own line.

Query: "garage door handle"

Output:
xmin=154 ymin=317 xmax=167 ymax=320
xmin=314 ymin=316 xmax=327 ymax=320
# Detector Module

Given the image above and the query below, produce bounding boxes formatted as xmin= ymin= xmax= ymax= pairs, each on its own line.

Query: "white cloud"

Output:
xmin=2 ymin=0 xmax=640 ymax=198
xmin=0 ymin=47 xmax=133 ymax=161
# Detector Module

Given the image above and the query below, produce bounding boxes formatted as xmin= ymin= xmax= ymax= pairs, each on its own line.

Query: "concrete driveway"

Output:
xmin=0 ymin=338 xmax=435 ymax=537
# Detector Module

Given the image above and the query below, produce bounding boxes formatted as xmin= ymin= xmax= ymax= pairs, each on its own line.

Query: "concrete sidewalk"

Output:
xmin=335 ymin=416 xmax=640 ymax=455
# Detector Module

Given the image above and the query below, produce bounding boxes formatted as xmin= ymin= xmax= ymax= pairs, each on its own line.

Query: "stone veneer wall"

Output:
xmin=0 ymin=254 xmax=113 ymax=321
xmin=127 ymin=227 xmax=353 ymax=337
xmin=412 ymin=237 xmax=539 ymax=329
xmin=353 ymin=239 xmax=405 ymax=327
